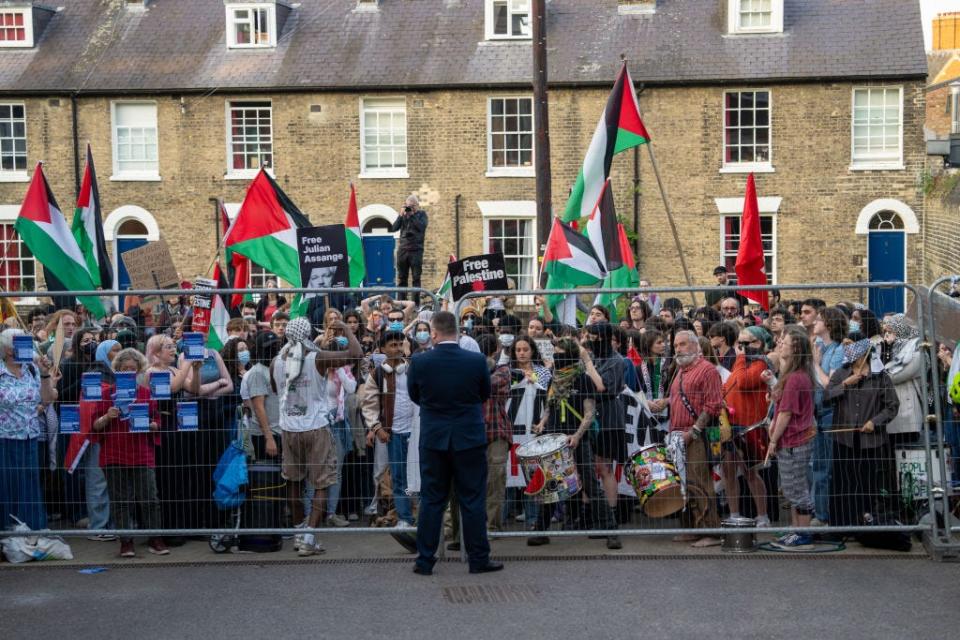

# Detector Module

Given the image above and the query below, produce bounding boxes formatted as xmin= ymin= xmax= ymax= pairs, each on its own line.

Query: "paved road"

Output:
xmin=3 ymin=557 xmax=959 ymax=639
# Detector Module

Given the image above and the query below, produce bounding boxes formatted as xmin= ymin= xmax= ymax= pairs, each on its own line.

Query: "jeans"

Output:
xmin=0 ymin=438 xmax=47 ymax=530
xmin=325 ymin=420 xmax=353 ymax=517
xmin=83 ymin=443 xmax=111 ymax=530
xmin=396 ymin=250 xmax=423 ymax=303
xmin=810 ymin=410 xmax=834 ymax=522
xmin=103 ymin=466 xmax=161 ymax=535
xmin=388 ymin=431 xmax=413 ymax=523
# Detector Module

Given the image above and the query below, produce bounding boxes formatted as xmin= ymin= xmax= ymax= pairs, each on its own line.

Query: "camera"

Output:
xmin=403 ymin=206 xmax=413 ymax=213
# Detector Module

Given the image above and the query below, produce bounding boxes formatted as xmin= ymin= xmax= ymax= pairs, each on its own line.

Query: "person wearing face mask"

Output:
xmin=459 ymin=307 xmax=480 ymax=335
xmin=496 ymin=328 xmax=516 ymax=366
xmin=411 ymin=321 xmax=433 ymax=354
xmin=719 ymin=326 xmax=774 ymax=528
xmin=649 ymin=330 xmax=723 ymax=547
xmin=581 ymin=323 xmax=626 ymax=548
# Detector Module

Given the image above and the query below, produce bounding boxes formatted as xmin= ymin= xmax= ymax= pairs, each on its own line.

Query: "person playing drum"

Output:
xmin=527 ymin=338 xmax=605 ymax=547
xmin=720 ymin=326 xmax=774 ymax=527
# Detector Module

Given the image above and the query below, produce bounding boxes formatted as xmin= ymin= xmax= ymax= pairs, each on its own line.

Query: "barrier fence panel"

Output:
xmin=924 ymin=277 xmax=960 ymax=556
xmin=0 ymin=282 xmax=945 ymax=560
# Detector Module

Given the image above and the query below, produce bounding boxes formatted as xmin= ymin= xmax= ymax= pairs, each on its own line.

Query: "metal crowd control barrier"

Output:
xmin=0 ymin=282 xmax=944 ymax=560
xmin=923 ymin=276 xmax=960 ymax=559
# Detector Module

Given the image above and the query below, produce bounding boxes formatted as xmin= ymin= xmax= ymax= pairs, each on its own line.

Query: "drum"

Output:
xmin=721 ymin=516 xmax=758 ymax=553
xmin=737 ymin=423 xmax=771 ymax=470
xmin=625 ymin=445 xmax=684 ymax=518
xmin=516 ymin=434 xmax=581 ymax=505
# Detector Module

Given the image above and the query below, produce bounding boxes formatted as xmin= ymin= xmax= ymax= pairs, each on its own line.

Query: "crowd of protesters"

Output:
xmin=1 ymin=267 xmax=958 ymax=559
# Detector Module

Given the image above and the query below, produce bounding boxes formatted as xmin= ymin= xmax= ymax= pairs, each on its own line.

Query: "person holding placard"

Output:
xmin=89 ymin=348 xmax=166 ymax=558
xmin=0 ymin=329 xmax=58 ymax=531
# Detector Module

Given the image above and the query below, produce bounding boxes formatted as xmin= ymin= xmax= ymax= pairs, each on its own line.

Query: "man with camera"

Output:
xmin=390 ymin=195 xmax=429 ymax=304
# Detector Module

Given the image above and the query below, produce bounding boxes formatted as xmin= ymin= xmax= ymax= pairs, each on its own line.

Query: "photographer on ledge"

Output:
xmin=390 ymin=194 xmax=429 ymax=304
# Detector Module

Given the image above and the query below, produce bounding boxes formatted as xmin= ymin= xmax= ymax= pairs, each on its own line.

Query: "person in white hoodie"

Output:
xmin=882 ymin=314 xmax=924 ymax=445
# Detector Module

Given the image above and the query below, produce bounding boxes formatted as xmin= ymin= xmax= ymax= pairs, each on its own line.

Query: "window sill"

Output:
xmin=481 ymin=37 xmax=532 ymax=44
xmin=110 ymin=174 xmax=162 ymax=182
xmin=486 ymin=168 xmax=536 ymax=179
xmin=359 ymin=170 xmax=410 ymax=180
xmin=719 ymin=163 xmax=774 ymax=174
xmin=227 ymin=43 xmax=276 ymax=50
xmin=848 ymin=162 xmax=905 ymax=172
xmin=0 ymin=172 xmax=30 ymax=183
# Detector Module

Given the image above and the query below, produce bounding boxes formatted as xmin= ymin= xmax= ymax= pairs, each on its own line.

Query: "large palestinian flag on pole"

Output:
xmin=15 ymin=163 xmax=105 ymax=317
xmin=72 ymin=144 xmax=113 ymax=291
xmin=542 ymin=217 xmax=605 ymax=286
xmin=562 ymin=63 xmax=649 ymax=223
xmin=224 ymin=169 xmax=310 ymax=291
xmin=345 ymin=183 xmax=366 ymax=288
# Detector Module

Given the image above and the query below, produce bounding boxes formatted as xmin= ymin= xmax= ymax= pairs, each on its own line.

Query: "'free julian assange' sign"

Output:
xmin=447 ymin=253 xmax=509 ymax=302
xmin=297 ymin=224 xmax=349 ymax=298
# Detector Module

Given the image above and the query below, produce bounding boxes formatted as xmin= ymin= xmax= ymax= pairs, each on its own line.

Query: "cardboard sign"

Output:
xmin=297 ymin=225 xmax=348 ymax=299
xmin=177 ymin=401 xmax=199 ymax=431
xmin=150 ymin=371 xmax=171 ymax=400
xmin=60 ymin=404 xmax=81 ymax=434
xmin=446 ymin=253 xmax=509 ymax=302
xmin=120 ymin=239 xmax=180 ymax=290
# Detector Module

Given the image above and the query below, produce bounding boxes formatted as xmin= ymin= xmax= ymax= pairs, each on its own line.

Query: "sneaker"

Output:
xmin=363 ymin=500 xmax=378 ymax=516
xmin=347 ymin=513 xmax=359 ymax=522
xmin=809 ymin=518 xmax=827 ymax=528
xmin=514 ymin=512 xmax=526 ymax=522
xmin=147 ymin=538 xmax=170 ymax=556
xmin=119 ymin=540 xmax=135 ymax=558
xmin=771 ymin=533 xmax=814 ymax=550
xmin=606 ymin=535 xmax=623 ymax=550
xmin=326 ymin=513 xmax=350 ymax=528
xmin=395 ymin=520 xmax=415 ymax=530
xmin=297 ymin=533 xmax=325 ymax=557
xmin=755 ymin=517 xmax=771 ymax=529
xmin=88 ymin=534 xmax=117 ymax=542
xmin=293 ymin=521 xmax=308 ymax=551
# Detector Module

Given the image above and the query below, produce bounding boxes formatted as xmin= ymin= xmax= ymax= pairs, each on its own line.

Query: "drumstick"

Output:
xmin=822 ymin=427 xmax=864 ymax=434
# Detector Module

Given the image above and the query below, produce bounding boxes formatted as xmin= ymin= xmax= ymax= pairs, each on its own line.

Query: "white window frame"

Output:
xmin=484 ymin=0 xmax=531 ymax=41
xmin=728 ymin=0 xmax=783 ymax=35
xmin=479 ymin=201 xmax=537 ymax=304
xmin=110 ymin=101 xmax=160 ymax=181
xmin=719 ymin=213 xmax=777 ymax=285
xmin=0 ymin=204 xmax=38 ymax=305
xmin=0 ymin=102 xmax=28 ymax=182
xmin=226 ymin=3 xmax=276 ymax=49
xmin=849 ymin=86 xmax=904 ymax=171
xmin=359 ymin=97 xmax=409 ymax=179
xmin=720 ymin=89 xmax=774 ymax=174
xmin=486 ymin=96 xmax=535 ymax=178
xmin=951 ymin=84 xmax=960 ymax=135
xmin=224 ymin=100 xmax=273 ymax=180
xmin=0 ymin=8 xmax=33 ymax=48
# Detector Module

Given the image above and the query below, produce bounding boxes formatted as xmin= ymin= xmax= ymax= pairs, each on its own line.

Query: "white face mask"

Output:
xmin=499 ymin=334 xmax=515 ymax=348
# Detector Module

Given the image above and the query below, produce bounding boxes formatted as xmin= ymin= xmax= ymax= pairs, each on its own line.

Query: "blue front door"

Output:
xmin=116 ymin=237 xmax=148 ymax=308
xmin=363 ymin=235 xmax=396 ymax=287
xmin=867 ymin=231 xmax=905 ymax=316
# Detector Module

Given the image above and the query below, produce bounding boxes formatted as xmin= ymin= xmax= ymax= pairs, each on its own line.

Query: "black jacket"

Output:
xmin=390 ymin=209 xmax=428 ymax=252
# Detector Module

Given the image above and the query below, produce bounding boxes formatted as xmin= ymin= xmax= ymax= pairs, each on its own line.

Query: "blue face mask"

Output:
xmin=335 ymin=336 xmax=349 ymax=348
xmin=464 ymin=318 xmax=474 ymax=329
xmin=849 ymin=320 xmax=861 ymax=334
xmin=238 ymin=350 xmax=251 ymax=366
xmin=389 ymin=321 xmax=404 ymax=332
xmin=415 ymin=331 xmax=430 ymax=345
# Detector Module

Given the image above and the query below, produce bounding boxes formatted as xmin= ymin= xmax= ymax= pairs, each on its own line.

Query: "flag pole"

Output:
xmin=532 ymin=0 xmax=553 ymax=284
xmin=644 ymin=142 xmax=698 ymax=307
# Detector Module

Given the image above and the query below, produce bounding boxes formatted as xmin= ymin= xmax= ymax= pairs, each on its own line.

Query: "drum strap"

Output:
xmin=677 ymin=371 xmax=699 ymax=423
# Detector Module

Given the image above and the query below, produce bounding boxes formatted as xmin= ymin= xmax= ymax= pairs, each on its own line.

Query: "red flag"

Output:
xmin=220 ymin=200 xmax=250 ymax=309
xmin=735 ymin=174 xmax=769 ymax=311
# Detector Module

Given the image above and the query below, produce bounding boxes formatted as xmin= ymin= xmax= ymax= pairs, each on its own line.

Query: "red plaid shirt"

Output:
xmin=485 ymin=364 xmax=512 ymax=443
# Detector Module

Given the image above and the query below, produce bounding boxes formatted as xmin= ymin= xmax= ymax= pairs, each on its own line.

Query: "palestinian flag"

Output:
xmin=345 ymin=183 xmax=366 ymax=287
xmin=72 ymin=144 xmax=113 ymax=290
xmin=206 ymin=261 xmax=232 ymax=350
xmin=224 ymin=168 xmax=310 ymax=291
xmin=436 ymin=254 xmax=457 ymax=301
xmin=220 ymin=200 xmax=251 ymax=310
xmin=562 ymin=63 xmax=649 ymax=223
xmin=584 ymin=178 xmax=623 ymax=273
xmin=594 ymin=223 xmax=639 ymax=321
xmin=15 ymin=163 xmax=105 ymax=317
xmin=541 ymin=217 xmax=605 ymax=286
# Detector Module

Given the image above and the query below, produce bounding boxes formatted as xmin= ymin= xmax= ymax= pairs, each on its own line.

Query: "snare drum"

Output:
xmin=736 ymin=423 xmax=771 ymax=470
xmin=625 ymin=444 xmax=684 ymax=518
xmin=516 ymin=434 xmax=581 ymax=505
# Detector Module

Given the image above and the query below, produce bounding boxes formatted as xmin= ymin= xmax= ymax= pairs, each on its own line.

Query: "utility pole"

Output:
xmin=532 ymin=0 xmax=552 ymax=272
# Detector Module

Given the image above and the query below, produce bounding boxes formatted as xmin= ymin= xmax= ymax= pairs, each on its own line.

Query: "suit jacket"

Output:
xmin=407 ymin=342 xmax=491 ymax=451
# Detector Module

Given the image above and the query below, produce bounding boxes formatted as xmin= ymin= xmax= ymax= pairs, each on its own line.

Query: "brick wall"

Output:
xmin=927 ymin=84 xmax=954 ymax=139
xmin=922 ymin=159 xmax=960 ymax=284
xmin=0 ymin=79 xmax=927 ymax=302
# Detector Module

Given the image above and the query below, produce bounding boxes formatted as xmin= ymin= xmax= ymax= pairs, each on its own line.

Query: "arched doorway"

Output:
xmin=103 ymin=205 xmax=161 ymax=306
xmin=855 ymin=199 xmax=918 ymax=316
xmin=358 ymin=204 xmax=398 ymax=287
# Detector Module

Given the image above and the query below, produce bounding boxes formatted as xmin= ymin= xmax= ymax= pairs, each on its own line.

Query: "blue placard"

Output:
xmin=114 ymin=372 xmax=137 ymax=401
xmin=150 ymin=371 xmax=171 ymax=400
xmin=177 ymin=401 xmax=198 ymax=431
xmin=13 ymin=335 xmax=34 ymax=363
xmin=81 ymin=372 xmax=102 ymax=401
xmin=129 ymin=403 xmax=150 ymax=433
xmin=182 ymin=333 xmax=205 ymax=361
xmin=60 ymin=404 xmax=80 ymax=434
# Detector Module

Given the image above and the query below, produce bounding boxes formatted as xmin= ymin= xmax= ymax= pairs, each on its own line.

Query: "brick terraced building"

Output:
xmin=0 ymin=0 xmax=928 ymax=313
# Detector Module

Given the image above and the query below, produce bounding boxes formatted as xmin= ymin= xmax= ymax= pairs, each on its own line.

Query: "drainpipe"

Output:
xmin=454 ymin=194 xmax=462 ymax=257
xmin=71 ymin=93 xmax=81 ymax=197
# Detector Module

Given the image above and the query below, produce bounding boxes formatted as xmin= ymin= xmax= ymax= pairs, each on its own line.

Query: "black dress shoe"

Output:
xmin=527 ymin=536 xmax=550 ymax=546
xmin=446 ymin=541 xmax=461 ymax=551
xmin=469 ymin=561 xmax=504 ymax=574
xmin=413 ymin=564 xmax=433 ymax=576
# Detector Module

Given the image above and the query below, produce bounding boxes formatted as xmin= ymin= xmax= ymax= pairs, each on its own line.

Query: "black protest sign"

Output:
xmin=447 ymin=253 xmax=509 ymax=302
xmin=297 ymin=224 xmax=349 ymax=296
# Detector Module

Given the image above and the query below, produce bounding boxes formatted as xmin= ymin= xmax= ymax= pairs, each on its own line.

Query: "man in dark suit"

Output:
xmin=406 ymin=311 xmax=503 ymax=575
